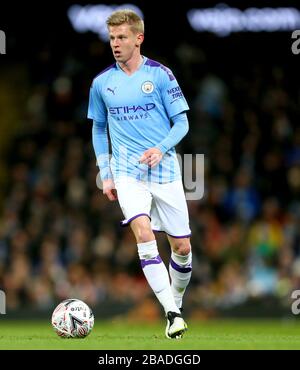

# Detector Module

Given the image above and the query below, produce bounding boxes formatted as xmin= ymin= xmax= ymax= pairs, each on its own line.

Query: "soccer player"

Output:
xmin=88 ymin=9 xmax=192 ymax=339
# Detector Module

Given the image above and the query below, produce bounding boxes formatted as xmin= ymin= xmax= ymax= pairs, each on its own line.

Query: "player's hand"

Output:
xmin=139 ymin=148 xmax=163 ymax=168
xmin=102 ymin=179 xmax=118 ymax=201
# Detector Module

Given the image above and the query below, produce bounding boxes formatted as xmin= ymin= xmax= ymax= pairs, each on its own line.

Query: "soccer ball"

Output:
xmin=51 ymin=299 xmax=94 ymax=338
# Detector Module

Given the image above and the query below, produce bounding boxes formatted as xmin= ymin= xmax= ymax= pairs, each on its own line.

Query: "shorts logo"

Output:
xmin=142 ymin=81 xmax=154 ymax=94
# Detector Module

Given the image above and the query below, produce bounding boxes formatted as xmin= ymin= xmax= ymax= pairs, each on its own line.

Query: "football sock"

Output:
xmin=169 ymin=251 xmax=192 ymax=309
xmin=137 ymin=240 xmax=180 ymax=314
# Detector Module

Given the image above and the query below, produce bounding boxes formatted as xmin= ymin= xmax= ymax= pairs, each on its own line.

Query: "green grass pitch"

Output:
xmin=0 ymin=319 xmax=300 ymax=350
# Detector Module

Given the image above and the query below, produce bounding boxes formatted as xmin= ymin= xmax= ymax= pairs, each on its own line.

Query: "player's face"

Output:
xmin=109 ymin=24 xmax=143 ymax=63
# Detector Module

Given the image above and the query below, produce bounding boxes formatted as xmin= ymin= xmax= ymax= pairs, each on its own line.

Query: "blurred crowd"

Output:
xmin=1 ymin=32 xmax=300 ymax=318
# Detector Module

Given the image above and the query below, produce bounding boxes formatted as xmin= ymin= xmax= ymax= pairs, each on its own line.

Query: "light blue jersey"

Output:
xmin=88 ymin=56 xmax=189 ymax=183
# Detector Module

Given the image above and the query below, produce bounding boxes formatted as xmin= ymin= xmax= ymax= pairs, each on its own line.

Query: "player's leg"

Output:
xmin=167 ymin=235 xmax=192 ymax=311
xmin=130 ymin=216 xmax=181 ymax=316
xmin=114 ymin=177 xmax=181 ymax=328
xmin=149 ymin=179 xmax=192 ymax=311
xmin=149 ymin=180 xmax=191 ymax=338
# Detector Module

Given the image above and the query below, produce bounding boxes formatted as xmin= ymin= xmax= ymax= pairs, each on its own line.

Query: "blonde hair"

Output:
xmin=106 ymin=9 xmax=144 ymax=34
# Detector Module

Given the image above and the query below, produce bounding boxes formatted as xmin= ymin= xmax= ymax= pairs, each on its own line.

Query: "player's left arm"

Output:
xmin=139 ymin=112 xmax=189 ymax=167
xmin=140 ymin=66 xmax=190 ymax=168
xmin=155 ymin=111 xmax=189 ymax=154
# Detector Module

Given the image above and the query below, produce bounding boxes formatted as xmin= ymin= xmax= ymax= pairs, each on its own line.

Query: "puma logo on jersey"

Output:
xmin=107 ymin=87 xmax=117 ymax=95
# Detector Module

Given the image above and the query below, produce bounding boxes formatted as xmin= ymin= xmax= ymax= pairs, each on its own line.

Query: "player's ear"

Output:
xmin=136 ymin=33 xmax=144 ymax=47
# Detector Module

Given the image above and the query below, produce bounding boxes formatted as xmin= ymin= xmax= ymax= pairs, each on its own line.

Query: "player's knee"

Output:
xmin=131 ymin=216 xmax=154 ymax=243
xmin=134 ymin=225 xmax=154 ymax=243
xmin=172 ymin=239 xmax=191 ymax=256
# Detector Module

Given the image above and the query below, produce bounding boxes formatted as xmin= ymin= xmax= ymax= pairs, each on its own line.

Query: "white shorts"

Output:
xmin=114 ymin=176 xmax=191 ymax=238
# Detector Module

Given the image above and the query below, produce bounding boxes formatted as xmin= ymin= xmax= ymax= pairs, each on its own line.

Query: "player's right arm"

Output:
xmin=92 ymin=120 xmax=117 ymax=201
xmin=88 ymin=79 xmax=117 ymax=201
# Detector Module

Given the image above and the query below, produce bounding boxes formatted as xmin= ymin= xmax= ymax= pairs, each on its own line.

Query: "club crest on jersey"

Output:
xmin=141 ymin=81 xmax=154 ymax=94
